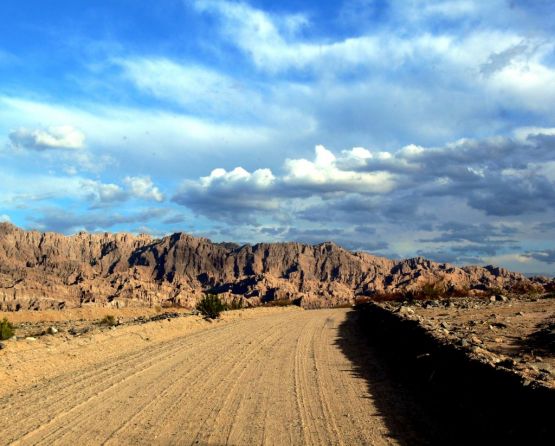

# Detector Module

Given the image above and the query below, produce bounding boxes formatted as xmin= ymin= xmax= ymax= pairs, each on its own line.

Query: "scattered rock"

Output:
xmin=529 ymin=362 xmax=553 ymax=375
xmin=150 ymin=312 xmax=181 ymax=322
xmin=25 ymin=337 xmax=37 ymax=341
xmin=470 ymin=335 xmax=482 ymax=345
xmin=471 ymin=346 xmax=486 ymax=354
xmin=396 ymin=306 xmax=415 ymax=315
xmin=47 ymin=326 xmax=58 ymax=335
xmin=490 ymin=322 xmax=508 ymax=329
xmin=0 ymin=342 xmax=5 ymax=350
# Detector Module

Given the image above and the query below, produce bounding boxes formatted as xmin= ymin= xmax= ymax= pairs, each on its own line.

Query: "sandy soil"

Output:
xmin=0 ymin=307 xmax=431 ymax=445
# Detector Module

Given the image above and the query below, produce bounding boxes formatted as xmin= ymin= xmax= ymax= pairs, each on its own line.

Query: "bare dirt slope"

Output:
xmin=0 ymin=308 xmax=429 ymax=445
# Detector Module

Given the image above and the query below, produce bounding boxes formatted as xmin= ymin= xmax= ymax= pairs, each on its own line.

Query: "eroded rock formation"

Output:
xmin=0 ymin=223 xmax=548 ymax=310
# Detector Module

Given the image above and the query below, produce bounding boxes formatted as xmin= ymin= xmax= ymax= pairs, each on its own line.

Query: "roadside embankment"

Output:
xmin=355 ymin=301 xmax=554 ymax=444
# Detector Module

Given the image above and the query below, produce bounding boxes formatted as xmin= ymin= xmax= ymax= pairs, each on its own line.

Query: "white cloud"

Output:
xmin=116 ymin=57 xmax=257 ymax=114
xmin=423 ymin=0 xmax=477 ymax=17
xmin=284 ymin=145 xmax=396 ymax=194
xmin=173 ymin=166 xmax=278 ymax=220
xmin=192 ymin=0 xmax=536 ymax=77
xmin=80 ymin=179 xmax=127 ymax=205
xmin=9 ymin=125 xmax=85 ymax=150
xmin=0 ymin=214 xmax=10 ymax=223
xmin=124 ymin=176 xmax=164 ymax=202
xmin=0 ymin=96 xmax=274 ymax=173
xmin=200 ymin=167 xmax=276 ymax=190
xmin=513 ymin=126 xmax=555 ymax=141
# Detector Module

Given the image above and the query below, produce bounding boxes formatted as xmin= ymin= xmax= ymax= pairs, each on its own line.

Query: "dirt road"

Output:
xmin=0 ymin=309 xmax=428 ymax=445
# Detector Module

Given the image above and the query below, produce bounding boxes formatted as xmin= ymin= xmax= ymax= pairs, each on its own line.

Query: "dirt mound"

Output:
xmin=0 ymin=223 xmax=549 ymax=310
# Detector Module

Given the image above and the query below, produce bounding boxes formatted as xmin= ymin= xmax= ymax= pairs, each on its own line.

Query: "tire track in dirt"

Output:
xmin=2 ymin=309 xmax=422 ymax=445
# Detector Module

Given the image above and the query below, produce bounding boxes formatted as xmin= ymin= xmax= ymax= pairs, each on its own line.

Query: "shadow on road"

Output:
xmin=335 ymin=309 xmax=444 ymax=445
xmin=336 ymin=308 xmax=554 ymax=446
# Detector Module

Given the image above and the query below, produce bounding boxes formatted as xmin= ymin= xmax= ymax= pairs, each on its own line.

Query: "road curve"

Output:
xmin=0 ymin=309 xmax=426 ymax=445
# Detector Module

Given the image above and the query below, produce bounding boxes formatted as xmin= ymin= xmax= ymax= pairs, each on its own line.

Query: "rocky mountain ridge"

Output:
xmin=0 ymin=223 xmax=548 ymax=311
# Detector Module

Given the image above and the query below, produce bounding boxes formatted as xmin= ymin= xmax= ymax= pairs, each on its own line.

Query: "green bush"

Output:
xmin=99 ymin=315 xmax=117 ymax=326
xmin=0 ymin=318 xmax=15 ymax=340
xmin=196 ymin=294 xmax=226 ymax=319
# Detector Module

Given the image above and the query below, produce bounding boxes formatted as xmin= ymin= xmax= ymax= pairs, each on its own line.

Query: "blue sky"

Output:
xmin=1 ymin=0 xmax=555 ymax=274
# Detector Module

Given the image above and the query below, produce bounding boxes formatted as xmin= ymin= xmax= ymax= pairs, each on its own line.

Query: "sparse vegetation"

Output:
xmin=99 ymin=315 xmax=117 ymax=326
xmin=509 ymin=280 xmax=543 ymax=296
xmin=196 ymin=294 xmax=226 ymax=319
xmin=0 ymin=318 xmax=15 ymax=340
xmin=227 ymin=296 xmax=244 ymax=310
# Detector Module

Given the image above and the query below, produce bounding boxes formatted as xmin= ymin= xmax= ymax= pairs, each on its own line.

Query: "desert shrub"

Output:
xmin=445 ymin=285 xmax=470 ymax=298
xmin=0 ymin=318 xmax=15 ymax=340
xmin=196 ymin=294 xmax=226 ymax=319
xmin=99 ymin=315 xmax=117 ymax=326
xmin=510 ymin=280 xmax=542 ymax=296
xmin=227 ymin=296 xmax=244 ymax=310
xmin=543 ymin=281 xmax=555 ymax=293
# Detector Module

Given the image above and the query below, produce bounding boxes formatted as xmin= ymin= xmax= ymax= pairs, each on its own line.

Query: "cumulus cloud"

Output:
xmin=80 ymin=179 xmax=127 ymax=206
xmin=124 ymin=176 xmax=164 ymax=202
xmin=173 ymin=132 xmax=555 ymax=222
xmin=170 ymin=128 xmax=555 ymax=265
xmin=0 ymin=214 xmax=10 ymax=223
xmin=173 ymin=166 xmax=277 ymax=221
xmin=284 ymin=145 xmax=396 ymax=194
xmin=9 ymin=125 xmax=85 ymax=150
xmin=80 ymin=177 xmax=164 ymax=207
xmin=172 ymin=145 xmax=400 ymax=221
